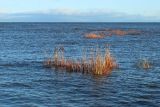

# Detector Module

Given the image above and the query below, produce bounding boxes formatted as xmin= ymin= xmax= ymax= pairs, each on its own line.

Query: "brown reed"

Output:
xmin=44 ymin=47 xmax=117 ymax=75
xmin=138 ymin=58 xmax=151 ymax=69
xmin=84 ymin=33 xmax=104 ymax=39
xmin=107 ymin=29 xmax=141 ymax=36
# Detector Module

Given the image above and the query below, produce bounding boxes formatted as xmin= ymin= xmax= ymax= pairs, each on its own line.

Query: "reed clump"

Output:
xmin=84 ymin=29 xmax=141 ymax=39
xmin=138 ymin=58 xmax=151 ymax=69
xmin=44 ymin=47 xmax=117 ymax=75
xmin=84 ymin=33 xmax=104 ymax=39
xmin=107 ymin=29 xmax=141 ymax=36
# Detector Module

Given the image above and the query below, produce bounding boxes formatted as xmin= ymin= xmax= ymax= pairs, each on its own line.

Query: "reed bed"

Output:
xmin=44 ymin=47 xmax=117 ymax=75
xmin=84 ymin=33 xmax=104 ymax=39
xmin=84 ymin=29 xmax=141 ymax=39
xmin=106 ymin=29 xmax=141 ymax=36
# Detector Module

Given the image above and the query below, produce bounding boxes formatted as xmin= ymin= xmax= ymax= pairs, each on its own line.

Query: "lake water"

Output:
xmin=0 ymin=23 xmax=160 ymax=107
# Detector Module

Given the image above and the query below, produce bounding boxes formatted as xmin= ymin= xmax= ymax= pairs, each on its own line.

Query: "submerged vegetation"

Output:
xmin=44 ymin=46 xmax=117 ymax=75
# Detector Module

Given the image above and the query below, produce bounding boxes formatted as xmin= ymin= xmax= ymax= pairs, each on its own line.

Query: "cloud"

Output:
xmin=0 ymin=9 xmax=160 ymax=22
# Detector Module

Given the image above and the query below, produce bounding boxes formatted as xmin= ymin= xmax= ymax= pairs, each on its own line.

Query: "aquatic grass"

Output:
xmin=138 ymin=58 xmax=151 ymax=69
xmin=43 ymin=58 xmax=52 ymax=68
xmin=44 ymin=46 xmax=117 ymax=75
xmin=107 ymin=29 xmax=141 ymax=36
xmin=84 ymin=33 xmax=104 ymax=39
xmin=94 ymin=48 xmax=117 ymax=75
xmin=84 ymin=29 xmax=141 ymax=39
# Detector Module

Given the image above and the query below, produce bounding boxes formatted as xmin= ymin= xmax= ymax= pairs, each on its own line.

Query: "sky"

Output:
xmin=0 ymin=0 xmax=160 ymax=22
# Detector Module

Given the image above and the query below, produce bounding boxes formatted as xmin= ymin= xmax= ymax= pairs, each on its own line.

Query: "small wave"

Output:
xmin=146 ymin=83 xmax=159 ymax=89
xmin=0 ymin=61 xmax=43 ymax=68
xmin=0 ymin=82 xmax=31 ymax=88
xmin=55 ymin=41 xmax=79 ymax=45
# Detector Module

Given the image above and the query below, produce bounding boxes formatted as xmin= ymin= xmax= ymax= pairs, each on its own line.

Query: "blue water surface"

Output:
xmin=0 ymin=23 xmax=160 ymax=107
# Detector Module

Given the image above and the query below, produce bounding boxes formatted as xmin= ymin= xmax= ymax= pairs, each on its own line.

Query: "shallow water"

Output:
xmin=0 ymin=23 xmax=160 ymax=107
